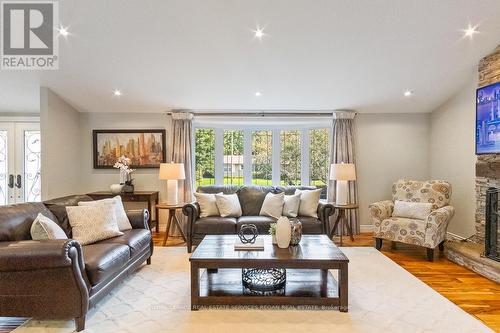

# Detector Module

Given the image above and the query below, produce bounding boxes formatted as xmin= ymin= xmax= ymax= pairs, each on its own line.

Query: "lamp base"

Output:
xmin=336 ymin=180 xmax=349 ymax=205
xmin=166 ymin=179 xmax=178 ymax=206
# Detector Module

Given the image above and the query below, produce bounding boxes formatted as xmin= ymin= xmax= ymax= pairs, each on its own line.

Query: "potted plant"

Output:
xmin=112 ymin=156 xmax=135 ymax=193
xmin=269 ymin=223 xmax=277 ymax=244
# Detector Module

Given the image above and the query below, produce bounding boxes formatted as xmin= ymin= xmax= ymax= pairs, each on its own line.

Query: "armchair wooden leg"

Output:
xmin=187 ymin=239 xmax=192 ymax=253
xmin=375 ymin=238 xmax=383 ymax=250
xmin=426 ymin=248 xmax=434 ymax=262
xmin=75 ymin=316 xmax=86 ymax=332
xmin=147 ymin=257 xmax=152 ymax=265
xmin=438 ymin=241 xmax=445 ymax=252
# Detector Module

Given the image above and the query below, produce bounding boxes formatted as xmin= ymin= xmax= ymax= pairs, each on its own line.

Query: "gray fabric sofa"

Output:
xmin=182 ymin=185 xmax=335 ymax=253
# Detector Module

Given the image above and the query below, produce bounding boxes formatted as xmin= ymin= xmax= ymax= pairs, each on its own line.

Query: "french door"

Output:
xmin=0 ymin=122 xmax=41 ymax=205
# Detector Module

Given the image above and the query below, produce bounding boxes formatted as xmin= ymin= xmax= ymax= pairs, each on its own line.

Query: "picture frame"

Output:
xmin=93 ymin=129 xmax=166 ymax=169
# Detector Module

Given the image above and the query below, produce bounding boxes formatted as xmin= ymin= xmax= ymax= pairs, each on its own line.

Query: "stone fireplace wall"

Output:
xmin=475 ymin=45 xmax=500 ymax=243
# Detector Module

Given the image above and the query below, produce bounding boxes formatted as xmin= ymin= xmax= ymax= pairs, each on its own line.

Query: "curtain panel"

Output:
xmin=170 ymin=112 xmax=194 ymax=236
xmin=328 ymin=111 xmax=359 ymax=235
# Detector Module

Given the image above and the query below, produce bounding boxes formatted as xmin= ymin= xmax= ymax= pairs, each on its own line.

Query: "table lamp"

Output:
xmin=330 ymin=163 xmax=356 ymax=205
xmin=159 ymin=163 xmax=185 ymax=205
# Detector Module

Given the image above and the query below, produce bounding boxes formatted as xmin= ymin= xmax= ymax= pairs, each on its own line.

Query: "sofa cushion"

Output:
xmin=215 ymin=193 xmax=242 ymax=217
xmin=237 ymin=215 xmax=277 ymax=234
xmin=96 ymin=229 xmax=151 ymax=257
xmin=67 ymin=204 xmax=123 ymax=245
xmin=0 ymin=202 xmax=57 ymax=241
xmin=293 ymin=217 xmax=323 ymax=234
xmin=30 ymin=213 xmax=68 ymax=240
xmin=44 ymin=195 xmax=94 ymax=237
xmin=194 ymin=217 xmax=237 ymax=235
xmin=79 ymin=196 xmax=132 ymax=231
xmin=83 ymin=243 xmax=130 ymax=285
xmin=237 ymin=186 xmax=273 ymax=216
xmin=260 ymin=192 xmax=285 ymax=219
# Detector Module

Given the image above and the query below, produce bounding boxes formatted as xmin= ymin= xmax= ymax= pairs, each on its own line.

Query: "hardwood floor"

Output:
xmin=2 ymin=232 xmax=498 ymax=332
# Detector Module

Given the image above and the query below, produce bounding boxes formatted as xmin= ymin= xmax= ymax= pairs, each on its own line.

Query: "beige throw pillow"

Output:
xmin=30 ymin=213 xmax=68 ymax=240
xmin=215 ymin=193 xmax=242 ymax=217
xmin=67 ymin=204 xmax=123 ymax=245
xmin=260 ymin=192 xmax=285 ymax=219
xmin=282 ymin=192 xmax=301 ymax=217
xmin=393 ymin=200 xmax=432 ymax=220
xmin=194 ymin=192 xmax=222 ymax=217
xmin=79 ymin=196 xmax=132 ymax=231
xmin=296 ymin=189 xmax=322 ymax=218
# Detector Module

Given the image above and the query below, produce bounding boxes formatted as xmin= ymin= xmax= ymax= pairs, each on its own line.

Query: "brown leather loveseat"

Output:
xmin=183 ymin=185 xmax=335 ymax=253
xmin=0 ymin=195 xmax=153 ymax=332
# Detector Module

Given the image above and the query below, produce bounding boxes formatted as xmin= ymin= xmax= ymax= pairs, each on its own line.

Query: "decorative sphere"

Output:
xmin=238 ymin=224 xmax=259 ymax=244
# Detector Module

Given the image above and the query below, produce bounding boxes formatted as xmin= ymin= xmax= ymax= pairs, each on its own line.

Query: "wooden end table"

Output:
xmin=156 ymin=203 xmax=187 ymax=246
xmin=330 ymin=203 xmax=359 ymax=246
xmin=189 ymin=235 xmax=349 ymax=311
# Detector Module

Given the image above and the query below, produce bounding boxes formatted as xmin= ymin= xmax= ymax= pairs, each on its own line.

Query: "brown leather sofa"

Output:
xmin=0 ymin=195 xmax=153 ymax=332
xmin=183 ymin=185 xmax=335 ymax=253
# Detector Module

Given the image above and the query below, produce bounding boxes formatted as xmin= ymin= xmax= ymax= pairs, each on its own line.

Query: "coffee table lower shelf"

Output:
xmin=193 ymin=268 xmax=341 ymax=309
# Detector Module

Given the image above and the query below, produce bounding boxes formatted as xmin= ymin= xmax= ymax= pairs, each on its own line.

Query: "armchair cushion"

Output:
xmin=392 ymin=179 xmax=452 ymax=210
xmin=374 ymin=217 xmax=427 ymax=246
xmin=393 ymin=200 xmax=432 ymax=220
xmin=369 ymin=200 xmax=394 ymax=229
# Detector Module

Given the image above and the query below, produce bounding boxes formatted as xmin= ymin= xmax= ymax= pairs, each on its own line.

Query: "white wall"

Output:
xmin=40 ymin=88 xmax=82 ymax=199
xmin=356 ymin=113 xmax=431 ymax=227
xmin=78 ymin=112 xmax=172 ymax=229
xmin=429 ymin=75 xmax=477 ymax=238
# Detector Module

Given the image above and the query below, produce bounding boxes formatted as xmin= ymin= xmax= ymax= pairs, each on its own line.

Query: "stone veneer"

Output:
xmin=474 ymin=45 xmax=500 ymax=244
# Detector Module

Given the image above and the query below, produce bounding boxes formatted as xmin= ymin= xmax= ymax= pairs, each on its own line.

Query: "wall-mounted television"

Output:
xmin=476 ymin=81 xmax=500 ymax=154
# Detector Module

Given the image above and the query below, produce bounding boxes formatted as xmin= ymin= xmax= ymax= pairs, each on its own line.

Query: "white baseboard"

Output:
xmin=446 ymin=231 xmax=467 ymax=241
xmin=360 ymin=225 xmax=373 ymax=233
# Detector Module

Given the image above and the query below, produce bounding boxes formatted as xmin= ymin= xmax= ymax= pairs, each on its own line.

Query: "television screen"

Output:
xmin=476 ymin=81 xmax=500 ymax=154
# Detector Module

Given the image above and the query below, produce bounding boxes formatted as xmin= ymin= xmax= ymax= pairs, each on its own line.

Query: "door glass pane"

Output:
xmin=310 ymin=128 xmax=329 ymax=199
xmin=252 ymin=131 xmax=272 ymax=185
xmin=0 ymin=131 xmax=7 ymax=205
xmin=280 ymin=130 xmax=301 ymax=186
xmin=223 ymin=130 xmax=244 ymax=185
xmin=24 ymin=130 xmax=41 ymax=202
xmin=195 ymin=128 xmax=215 ymax=187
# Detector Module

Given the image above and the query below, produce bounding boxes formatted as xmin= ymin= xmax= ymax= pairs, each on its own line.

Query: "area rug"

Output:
xmin=15 ymin=247 xmax=492 ymax=333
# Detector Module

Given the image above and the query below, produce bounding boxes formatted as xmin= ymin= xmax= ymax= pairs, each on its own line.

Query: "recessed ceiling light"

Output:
xmin=404 ymin=90 xmax=413 ymax=97
xmin=255 ymin=91 xmax=262 ymax=97
xmin=113 ymin=89 xmax=122 ymax=97
xmin=253 ymin=26 xmax=265 ymax=40
xmin=462 ymin=24 xmax=479 ymax=39
xmin=57 ymin=24 xmax=70 ymax=37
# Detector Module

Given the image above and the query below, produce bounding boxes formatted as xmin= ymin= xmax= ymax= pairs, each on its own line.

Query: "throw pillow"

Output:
xmin=260 ymin=192 xmax=285 ymax=218
xmin=393 ymin=200 xmax=433 ymax=220
xmin=282 ymin=192 xmax=301 ymax=217
xmin=30 ymin=213 xmax=68 ymax=240
xmin=78 ymin=196 xmax=132 ymax=231
xmin=296 ymin=189 xmax=322 ymax=218
xmin=215 ymin=193 xmax=242 ymax=217
xmin=67 ymin=204 xmax=123 ymax=245
xmin=194 ymin=192 xmax=222 ymax=217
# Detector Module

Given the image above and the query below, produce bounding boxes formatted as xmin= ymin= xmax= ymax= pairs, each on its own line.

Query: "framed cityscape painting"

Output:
xmin=93 ymin=129 xmax=166 ymax=168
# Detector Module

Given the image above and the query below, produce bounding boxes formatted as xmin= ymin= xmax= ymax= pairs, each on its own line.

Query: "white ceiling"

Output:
xmin=1 ymin=0 xmax=500 ymax=114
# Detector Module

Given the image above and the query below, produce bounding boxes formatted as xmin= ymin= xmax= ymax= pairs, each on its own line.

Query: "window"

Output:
xmin=194 ymin=126 xmax=330 ymax=190
xmin=223 ymin=130 xmax=244 ymax=185
xmin=252 ymin=130 xmax=272 ymax=185
xmin=280 ymin=130 xmax=301 ymax=186
xmin=194 ymin=128 xmax=215 ymax=187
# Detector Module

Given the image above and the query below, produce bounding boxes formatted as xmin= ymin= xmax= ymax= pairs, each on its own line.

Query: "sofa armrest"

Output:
xmin=182 ymin=202 xmax=200 ymax=237
xmin=317 ymin=201 xmax=335 ymax=234
xmin=0 ymin=239 xmax=85 ymax=272
xmin=424 ymin=206 xmax=455 ymax=248
xmin=126 ymin=209 xmax=150 ymax=230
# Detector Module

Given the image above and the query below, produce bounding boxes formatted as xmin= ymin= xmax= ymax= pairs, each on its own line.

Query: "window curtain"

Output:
xmin=328 ymin=111 xmax=359 ymax=235
xmin=170 ymin=112 xmax=194 ymax=236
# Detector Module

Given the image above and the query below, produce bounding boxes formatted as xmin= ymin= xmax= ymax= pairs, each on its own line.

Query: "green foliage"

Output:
xmin=310 ymin=129 xmax=329 ymax=184
xmin=195 ymin=129 xmax=215 ymax=186
xmin=280 ymin=130 xmax=301 ymax=185
xmin=252 ymin=131 xmax=272 ymax=183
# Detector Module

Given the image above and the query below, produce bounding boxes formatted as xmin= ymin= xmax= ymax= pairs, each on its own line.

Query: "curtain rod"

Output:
xmin=165 ymin=111 xmax=353 ymax=117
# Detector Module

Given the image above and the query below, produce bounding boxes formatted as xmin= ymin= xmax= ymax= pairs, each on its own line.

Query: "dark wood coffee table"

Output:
xmin=189 ymin=235 xmax=349 ymax=311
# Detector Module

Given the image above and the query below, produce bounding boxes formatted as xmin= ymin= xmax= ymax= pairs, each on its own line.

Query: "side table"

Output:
xmin=157 ymin=203 xmax=188 ymax=246
xmin=330 ymin=203 xmax=359 ymax=246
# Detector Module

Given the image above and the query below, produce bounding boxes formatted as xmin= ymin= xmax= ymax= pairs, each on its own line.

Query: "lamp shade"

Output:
xmin=330 ymin=163 xmax=356 ymax=181
xmin=159 ymin=163 xmax=185 ymax=180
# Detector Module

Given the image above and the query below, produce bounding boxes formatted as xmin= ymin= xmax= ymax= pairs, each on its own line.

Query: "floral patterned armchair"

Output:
xmin=369 ymin=179 xmax=454 ymax=261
